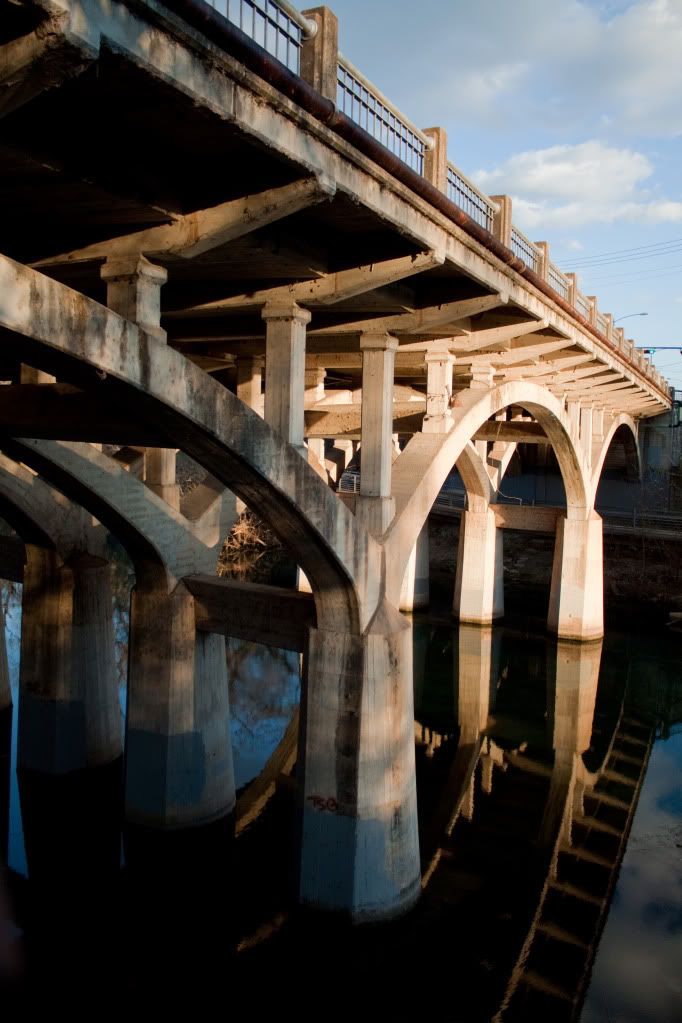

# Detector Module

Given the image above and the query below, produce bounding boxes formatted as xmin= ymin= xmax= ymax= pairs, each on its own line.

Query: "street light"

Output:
xmin=614 ymin=312 xmax=648 ymax=324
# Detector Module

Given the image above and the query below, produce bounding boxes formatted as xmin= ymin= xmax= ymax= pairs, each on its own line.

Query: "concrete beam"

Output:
xmin=309 ymin=293 xmax=508 ymax=338
xmin=450 ymin=319 xmax=550 ymax=354
xmin=0 ymin=14 xmax=94 ymax=119
xmin=34 ymin=177 xmax=335 ymax=266
xmin=305 ymin=401 xmax=425 ymax=439
xmin=167 ymin=250 xmax=443 ymax=315
xmin=185 ymin=575 xmax=316 ymax=652
xmin=463 ymin=340 xmax=574 ymax=367
xmin=473 ymin=421 xmax=548 ymax=443
xmin=490 ymin=504 xmax=561 ymax=533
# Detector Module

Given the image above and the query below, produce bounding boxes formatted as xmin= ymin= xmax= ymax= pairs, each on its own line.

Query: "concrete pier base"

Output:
xmin=453 ymin=509 xmax=504 ymax=624
xmin=18 ymin=547 xmax=122 ymax=775
xmin=298 ymin=601 xmax=420 ymax=921
xmin=399 ymin=524 xmax=430 ymax=611
xmin=125 ymin=580 xmax=235 ymax=829
xmin=548 ymin=515 xmax=604 ymax=641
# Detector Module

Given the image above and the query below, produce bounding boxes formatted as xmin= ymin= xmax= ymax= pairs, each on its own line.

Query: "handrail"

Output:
xmin=447 ymin=160 xmax=497 ymax=232
xmin=547 ymin=261 xmax=570 ymax=302
xmin=510 ymin=226 xmax=541 ymax=273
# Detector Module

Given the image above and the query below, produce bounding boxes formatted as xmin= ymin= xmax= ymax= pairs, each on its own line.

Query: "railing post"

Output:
xmin=422 ymin=127 xmax=448 ymax=192
xmin=604 ymin=312 xmax=613 ymax=342
xmin=566 ymin=272 xmax=578 ymax=308
xmin=586 ymin=296 xmax=597 ymax=327
xmin=535 ymin=240 xmax=549 ymax=281
xmin=301 ymin=6 xmax=338 ymax=101
xmin=490 ymin=194 xmax=512 ymax=247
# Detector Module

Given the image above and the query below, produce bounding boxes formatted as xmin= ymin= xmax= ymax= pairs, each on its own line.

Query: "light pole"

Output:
xmin=614 ymin=312 xmax=648 ymax=324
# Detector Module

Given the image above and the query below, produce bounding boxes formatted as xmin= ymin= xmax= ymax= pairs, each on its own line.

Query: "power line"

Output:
xmin=578 ymin=263 xmax=682 ymax=284
xmin=563 ymin=244 xmax=682 ymax=271
xmin=557 ymin=235 xmax=682 ymax=269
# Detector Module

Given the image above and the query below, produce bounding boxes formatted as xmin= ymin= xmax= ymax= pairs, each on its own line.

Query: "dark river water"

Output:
xmin=1 ymin=584 xmax=680 ymax=1020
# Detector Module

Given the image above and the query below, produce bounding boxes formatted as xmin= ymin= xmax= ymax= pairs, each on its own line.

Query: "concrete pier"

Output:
xmin=454 ymin=509 xmax=504 ymax=625
xmin=298 ymin=604 xmax=420 ymax=920
xmin=125 ymin=579 xmax=235 ymax=830
xmin=548 ymin=515 xmax=604 ymax=641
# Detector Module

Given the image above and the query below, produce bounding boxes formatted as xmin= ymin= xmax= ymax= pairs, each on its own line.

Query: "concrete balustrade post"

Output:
xmin=301 ymin=6 xmax=338 ymax=102
xmin=262 ymin=301 xmax=310 ymax=454
xmin=535 ymin=240 xmax=549 ymax=280
xmin=490 ymin=194 xmax=513 ymax=247
xmin=356 ymin=331 xmax=398 ymax=535
xmin=453 ymin=508 xmax=504 ymax=624
xmin=298 ymin=602 xmax=420 ymax=920
xmin=548 ymin=515 xmax=604 ymax=641
xmin=422 ymin=126 xmax=448 ymax=192
xmin=125 ymin=579 xmax=235 ymax=830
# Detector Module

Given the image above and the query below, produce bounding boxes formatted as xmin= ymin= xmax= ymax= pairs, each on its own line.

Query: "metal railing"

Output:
xmin=208 ymin=0 xmax=310 ymax=72
xmin=338 ymin=469 xmax=361 ymax=494
xmin=547 ymin=262 xmax=570 ymax=302
xmin=596 ymin=311 xmax=609 ymax=337
xmin=446 ymin=162 xmax=496 ymax=232
xmin=337 ymin=56 xmax=430 ymax=175
xmin=510 ymin=226 xmax=541 ymax=273
xmin=575 ymin=292 xmax=591 ymax=320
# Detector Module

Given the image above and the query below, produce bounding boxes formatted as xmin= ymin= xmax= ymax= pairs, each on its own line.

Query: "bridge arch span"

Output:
xmin=591 ymin=414 xmax=640 ymax=505
xmin=0 ymin=256 xmax=380 ymax=633
xmin=385 ymin=381 xmax=591 ymax=604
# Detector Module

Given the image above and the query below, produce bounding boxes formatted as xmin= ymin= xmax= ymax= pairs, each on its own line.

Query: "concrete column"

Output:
xmin=490 ymin=194 xmax=513 ymax=247
xmin=356 ymin=332 xmax=398 ymax=535
xmin=101 ymin=255 xmax=168 ymax=341
xmin=0 ymin=601 xmax=10 ymax=714
xmin=18 ymin=546 xmax=122 ymax=775
xmin=101 ymin=256 xmax=180 ymax=509
xmin=326 ymin=438 xmax=353 ymax=483
xmin=422 ymin=126 xmax=448 ymax=193
xmin=145 ymin=448 xmax=180 ymax=512
xmin=453 ymin=508 xmax=504 ymax=624
xmin=592 ymin=407 xmax=605 ymax=443
xmin=423 ymin=349 xmax=454 ymax=433
xmin=125 ymin=579 xmax=235 ymax=829
xmin=236 ymin=355 xmax=263 ymax=412
xmin=262 ymin=301 xmax=310 ymax=453
xmin=69 ymin=554 xmax=122 ymax=768
xmin=548 ymin=514 xmax=604 ymax=641
xmin=298 ymin=602 xmax=420 ymax=920
xmin=18 ymin=546 xmax=75 ymax=774
xmin=567 ymin=400 xmax=581 ymax=445
xmin=399 ymin=523 xmax=429 ymax=611
xmin=300 ymin=5 xmax=339 ymax=101
xmin=580 ymin=405 xmax=593 ymax=469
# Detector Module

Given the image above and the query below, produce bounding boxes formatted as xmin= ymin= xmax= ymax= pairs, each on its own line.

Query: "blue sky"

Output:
xmin=324 ymin=0 xmax=682 ymax=393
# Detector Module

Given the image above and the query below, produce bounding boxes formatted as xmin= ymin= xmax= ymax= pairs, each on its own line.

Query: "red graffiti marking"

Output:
xmin=307 ymin=794 xmax=338 ymax=813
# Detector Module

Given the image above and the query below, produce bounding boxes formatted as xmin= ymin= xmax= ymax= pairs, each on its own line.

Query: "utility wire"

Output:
xmin=558 ymin=236 xmax=682 ymax=269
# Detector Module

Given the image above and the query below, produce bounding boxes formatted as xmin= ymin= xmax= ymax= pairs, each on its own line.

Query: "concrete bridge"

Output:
xmin=0 ymin=0 xmax=671 ymax=921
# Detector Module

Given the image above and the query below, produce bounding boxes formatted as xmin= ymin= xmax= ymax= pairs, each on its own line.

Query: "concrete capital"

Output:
xmin=100 ymin=253 xmax=168 ymax=285
xmin=261 ymin=301 xmax=311 ymax=325
xmin=359 ymin=331 xmax=399 ymax=352
xmin=425 ymin=349 xmax=454 ymax=366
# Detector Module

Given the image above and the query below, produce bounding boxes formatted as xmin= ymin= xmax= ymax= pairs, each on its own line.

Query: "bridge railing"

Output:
xmin=336 ymin=54 xmax=432 ymax=175
xmin=190 ymin=0 xmax=665 ymax=395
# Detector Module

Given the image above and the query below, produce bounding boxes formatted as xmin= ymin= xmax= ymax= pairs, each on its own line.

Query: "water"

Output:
xmin=1 ymin=591 xmax=679 ymax=1020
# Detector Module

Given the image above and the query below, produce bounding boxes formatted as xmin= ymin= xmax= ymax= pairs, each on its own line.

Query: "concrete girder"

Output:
xmin=384 ymin=380 xmax=592 ymax=606
xmin=0 ymin=253 xmax=379 ymax=631
xmin=34 ymin=177 xmax=335 ymax=267
xmin=14 ymin=0 xmax=667 ymax=414
xmin=308 ymin=293 xmax=508 ymax=339
xmin=166 ymin=251 xmax=444 ymax=316
xmin=449 ymin=319 xmax=550 ymax=355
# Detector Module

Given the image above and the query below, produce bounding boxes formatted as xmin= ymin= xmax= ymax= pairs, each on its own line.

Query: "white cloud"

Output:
xmin=473 ymin=141 xmax=682 ymax=229
xmin=566 ymin=239 xmax=584 ymax=251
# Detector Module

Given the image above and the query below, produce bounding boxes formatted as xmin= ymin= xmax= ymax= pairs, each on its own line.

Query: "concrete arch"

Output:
xmin=590 ymin=413 xmax=640 ymax=505
xmin=385 ymin=381 xmax=592 ymax=603
xmin=1 ymin=439 xmax=220 ymax=590
xmin=0 ymin=450 xmax=110 ymax=562
xmin=0 ymin=256 xmax=380 ymax=631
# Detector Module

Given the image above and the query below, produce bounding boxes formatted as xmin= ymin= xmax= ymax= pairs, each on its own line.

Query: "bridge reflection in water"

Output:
xmin=0 ymin=616 xmax=678 ymax=1019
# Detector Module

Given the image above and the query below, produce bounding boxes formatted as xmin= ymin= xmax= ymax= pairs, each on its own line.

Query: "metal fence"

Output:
xmin=575 ymin=292 xmax=591 ymax=320
xmin=446 ymin=163 xmax=495 ymax=232
xmin=207 ymin=0 xmax=304 ymax=72
xmin=548 ymin=262 xmax=570 ymax=302
xmin=337 ymin=57 xmax=429 ymax=175
xmin=510 ymin=227 xmax=540 ymax=273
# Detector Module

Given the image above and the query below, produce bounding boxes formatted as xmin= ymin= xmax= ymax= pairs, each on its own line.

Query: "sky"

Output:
xmin=325 ymin=0 xmax=682 ymax=394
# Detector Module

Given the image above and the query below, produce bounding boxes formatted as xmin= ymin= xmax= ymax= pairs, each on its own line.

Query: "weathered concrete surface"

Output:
xmin=299 ymin=603 xmax=419 ymax=920
xmin=548 ymin=515 xmax=604 ymax=641
xmin=453 ymin=509 xmax=504 ymax=625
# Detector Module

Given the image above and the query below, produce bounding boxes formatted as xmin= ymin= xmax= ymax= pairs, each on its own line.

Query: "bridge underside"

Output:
xmin=0 ymin=0 xmax=670 ymax=922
